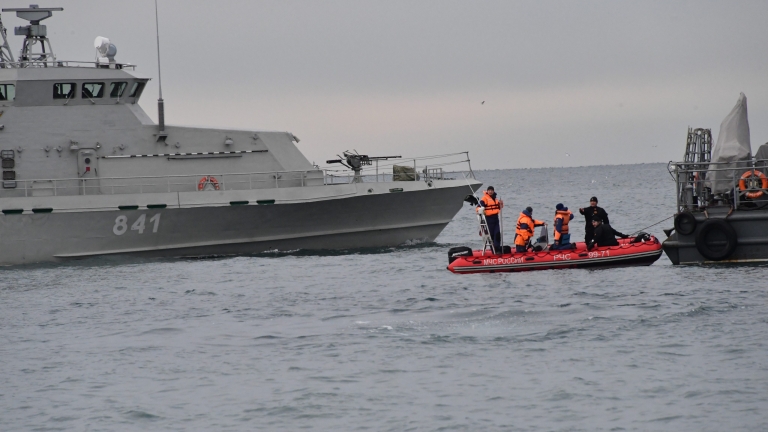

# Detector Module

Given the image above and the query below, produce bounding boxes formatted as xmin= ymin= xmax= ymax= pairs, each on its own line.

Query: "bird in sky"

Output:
xmin=565 ymin=152 xmax=570 ymax=157
xmin=481 ymin=101 xmax=485 ymax=105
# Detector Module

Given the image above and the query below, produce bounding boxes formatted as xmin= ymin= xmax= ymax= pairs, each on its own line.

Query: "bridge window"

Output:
xmin=0 ymin=84 xmax=14 ymax=101
xmin=109 ymin=82 xmax=127 ymax=98
xmin=53 ymin=83 xmax=76 ymax=99
xmin=129 ymin=82 xmax=145 ymax=98
xmin=82 ymin=82 xmax=105 ymax=99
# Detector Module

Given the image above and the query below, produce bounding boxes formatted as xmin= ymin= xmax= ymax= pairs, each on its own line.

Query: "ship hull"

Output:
xmin=0 ymin=180 xmax=480 ymax=265
xmin=662 ymin=209 xmax=768 ymax=265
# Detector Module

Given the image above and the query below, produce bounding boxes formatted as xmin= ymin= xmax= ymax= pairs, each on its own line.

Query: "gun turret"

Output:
xmin=326 ymin=150 xmax=401 ymax=182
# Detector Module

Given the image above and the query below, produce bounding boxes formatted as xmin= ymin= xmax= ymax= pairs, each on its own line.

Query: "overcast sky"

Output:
xmin=5 ymin=0 xmax=767 ymax=168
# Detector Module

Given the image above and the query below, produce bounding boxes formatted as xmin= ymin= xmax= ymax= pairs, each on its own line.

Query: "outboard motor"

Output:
xmin=448 ymin=246 xmax=473 ymax=264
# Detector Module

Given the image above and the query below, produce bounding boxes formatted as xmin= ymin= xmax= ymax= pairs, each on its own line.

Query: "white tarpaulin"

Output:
xmin=706 ymin=93 xmax=752 ymax=194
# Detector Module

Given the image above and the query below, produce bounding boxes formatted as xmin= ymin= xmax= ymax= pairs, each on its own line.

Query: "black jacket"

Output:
xmin=579 ymin=206 xmax=609 ymax=227
xmin=588 ymin=223 xmax=628 ymax=248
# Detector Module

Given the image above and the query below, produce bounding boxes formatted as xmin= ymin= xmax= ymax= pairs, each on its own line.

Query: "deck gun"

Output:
xmin=326 ymin=150 xmax=401 ymax=183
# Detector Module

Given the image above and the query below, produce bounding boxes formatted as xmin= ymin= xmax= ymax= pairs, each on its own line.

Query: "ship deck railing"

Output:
xmin=668 ymin=158 xmax=768 ymax=212
xmin=0 ymin=60 xmax=137 ymax=70
xmin=2 ymin=152 xmax=475 ymax=198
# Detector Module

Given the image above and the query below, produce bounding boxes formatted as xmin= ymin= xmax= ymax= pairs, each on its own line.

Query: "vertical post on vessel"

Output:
xmin=154 ymin=0 xmax=166 ymax=136
xmin=499 ymin=207 xmax=503 ymax=253
xmin=465 ymin=152 xmax=474 ymax=179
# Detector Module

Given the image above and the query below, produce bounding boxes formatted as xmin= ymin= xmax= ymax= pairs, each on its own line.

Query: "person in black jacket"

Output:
xmin=587 ymin=217 xmax=630 ymax=249
xmin=579 ymin=196 xmax=609 ymax=243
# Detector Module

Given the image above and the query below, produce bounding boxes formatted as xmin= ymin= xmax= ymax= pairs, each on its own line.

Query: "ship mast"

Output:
xmin=0 ymin=11 xmax=15 ymax=67
xmin=154 ymin=0 xmax=167 ymax=140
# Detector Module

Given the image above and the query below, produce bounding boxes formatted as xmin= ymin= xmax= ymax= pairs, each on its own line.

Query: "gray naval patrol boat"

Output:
xmin=0 ymin=6 xmax=481 ymax=266
xmin=663 ymin=93 xmax=768 ymax=264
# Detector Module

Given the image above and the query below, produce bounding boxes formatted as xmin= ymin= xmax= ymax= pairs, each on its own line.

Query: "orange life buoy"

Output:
xmin=738 ymin=170 xmax=768 ymax=199
xmin=198 ymin=175 xmax=220 ymax=191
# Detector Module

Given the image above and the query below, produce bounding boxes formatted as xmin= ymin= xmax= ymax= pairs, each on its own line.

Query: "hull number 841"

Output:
xmin=113 ymin=214 xmax=161 ymax=235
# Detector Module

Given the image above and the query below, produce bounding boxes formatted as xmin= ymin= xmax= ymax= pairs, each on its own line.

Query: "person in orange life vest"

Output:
xmin=476 ymin=186 xmax=504 ymax=252
xmin=514 ymin=207 xmax=545 ymax=253
xmin=551 ymin=203 xmax=575 ymax=250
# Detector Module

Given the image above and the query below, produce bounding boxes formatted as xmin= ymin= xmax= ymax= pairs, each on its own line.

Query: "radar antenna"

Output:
xmin=326 ymin=150 xmax=401 ymax=183
xmin=2 ymin=5 xmax=63 ymax=67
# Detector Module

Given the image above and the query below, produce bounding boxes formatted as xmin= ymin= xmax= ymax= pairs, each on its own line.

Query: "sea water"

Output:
xmin=1 ymin=164 xmax=767 ymax=431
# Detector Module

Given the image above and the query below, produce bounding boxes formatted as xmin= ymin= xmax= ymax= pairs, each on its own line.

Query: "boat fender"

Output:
xmin=447 ymin=246 xmax=473 ymax=264
xmin=198 ymin=176 xmax=220 ymax=191
xmin=674 ymin=211 xmax=697 ymax=236
xmin=694 ymin=219 xmax=737 ymax=261
xmin=738 ymin=170 xmax=768 ymax=199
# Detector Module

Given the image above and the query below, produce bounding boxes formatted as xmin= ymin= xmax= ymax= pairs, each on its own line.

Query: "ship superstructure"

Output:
xmin=663 ymin=93 xmax=768 ymax=264
xmin=0 ymin=6 xmax=480 ymax=265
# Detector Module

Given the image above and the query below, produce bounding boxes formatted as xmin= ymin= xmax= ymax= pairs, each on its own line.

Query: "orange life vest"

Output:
xmin=515 ymin=212 xmax=543 ymax=246
xmin=478 ymin=191 xmax=501 ymax=216
xmin=554 ymin=209 xmax=572 ymax=241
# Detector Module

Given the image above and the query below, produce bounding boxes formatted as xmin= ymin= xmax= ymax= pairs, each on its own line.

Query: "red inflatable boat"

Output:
xmin=447 ymin=236 xmax=663 ymax=274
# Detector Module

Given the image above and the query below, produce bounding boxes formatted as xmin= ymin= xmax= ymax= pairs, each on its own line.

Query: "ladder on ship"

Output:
xmin=682 ymin=127 xmax=713 ymax=207
xmin=684 ymin=128 xmax=712 ymax=170
xmin=477 ymin=213 xmax=497 ymax=255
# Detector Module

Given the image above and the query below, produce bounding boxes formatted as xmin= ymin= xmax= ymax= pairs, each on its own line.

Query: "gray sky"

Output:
xmin=6 ymin=0 xmax=768 ymax=168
